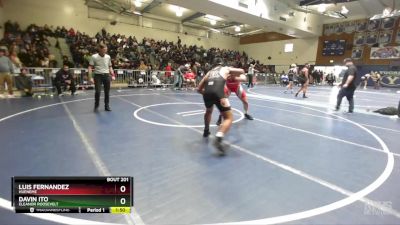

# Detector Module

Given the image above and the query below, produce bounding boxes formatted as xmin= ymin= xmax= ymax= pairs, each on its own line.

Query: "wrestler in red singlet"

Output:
xmin=225 ymin=75 xmax=246 ymax=99
xmin=217 ymin=74 xmax=253 ymax=125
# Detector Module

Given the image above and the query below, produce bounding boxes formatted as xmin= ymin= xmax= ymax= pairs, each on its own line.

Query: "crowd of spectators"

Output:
xmin=0 ymin=21 xmax=58 ymax=68
xmin=0 ymin=21 xmax=285 ymax=96
xmin=66 ymin=28 xmax=253 ymax=73
xmin=0 ymin=21 xmax=280 ymax=75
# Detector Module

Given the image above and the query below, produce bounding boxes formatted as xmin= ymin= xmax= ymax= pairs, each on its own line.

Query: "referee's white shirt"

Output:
xmin=248 ymin=66 xmax=254 ymax=75
xmin=89 ymin=53 xmax=111 ymax=74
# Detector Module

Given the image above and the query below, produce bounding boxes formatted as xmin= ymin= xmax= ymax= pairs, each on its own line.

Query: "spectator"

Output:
xmin=184 ymin=69 xmax=196 ymax=88
xmin=62 ymin=55 xmax=74 ymax=68
xmin=0 ymin=47 xmax=15 ymax=98
xmin=138 ymin=60 xmax=148 ymax=71
xmin=54 ymin=64 xmax=76 ymax=96
xmin=177 ymin=36 xmax=181 ymax=47
xmin=40 ymin=56 xmax=50 ymax=68
xmin=68 ymin=28 xmax=75 ymax=37
xmin=281 ymin=73 xmax=289 ymax=86
xmin=195 ymin=62 xmax=203 ymax=85
xmin=326 ymin=73 xmax=335 ymax=86
xmin=9 ymin=50 xmax=23 ymax=69
xmin=311 ymin=69 xmax=318 ymax=85
xmin=318 ymin=70 xmax=323 ymax=85
xmin=14 ymin=68 xmax=33 ymax=97
xmin=48 ymin=54 xmax=58 ymax=68
xmin=4 ymin=20 xmax=14 ymax=34
xmin=175 ymin=63 xmax=189 ymax=90
xmin=164 ymin=62 xmax=173 ymax=84
xmin=191 ymin=61 xmax=198 ymax=78
xmin=22 ymin=33 xmax=32 ymax=45
xmin=203 ymin=62 xmax=211 ymax=74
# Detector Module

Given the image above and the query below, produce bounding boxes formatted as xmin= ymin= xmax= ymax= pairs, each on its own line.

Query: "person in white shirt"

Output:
xmin=247 ymin=63 xmax=257 ymax=88
xmin=88 ymin=43 xmax=115 ymax=112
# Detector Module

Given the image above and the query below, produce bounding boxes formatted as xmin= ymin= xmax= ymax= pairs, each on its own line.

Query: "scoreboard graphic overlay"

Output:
xmin=12 ymin=177 xmax=133 ymax=214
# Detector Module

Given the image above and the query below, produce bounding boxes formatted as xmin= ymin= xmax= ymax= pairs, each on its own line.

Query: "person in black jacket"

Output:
xmin=335 ymin=58 xmax=359 ymax=113
xmin=54 ymin=64 xmax=76 ymax=96
xmin=14 ymin=68 xmax=33 ymax=97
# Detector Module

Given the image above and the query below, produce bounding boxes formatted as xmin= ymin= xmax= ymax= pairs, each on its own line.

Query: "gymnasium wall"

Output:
xmin=1 ymin=0 xmax=239 ymax=50
xmin=317 ymin=18 xmax=400 ymax=65
xmin=238 ymin=37 xmax=319 ymax=66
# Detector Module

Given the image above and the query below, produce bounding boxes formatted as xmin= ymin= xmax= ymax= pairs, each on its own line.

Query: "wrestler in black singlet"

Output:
xmin=203 ymin=66 xmax=231 ymax=112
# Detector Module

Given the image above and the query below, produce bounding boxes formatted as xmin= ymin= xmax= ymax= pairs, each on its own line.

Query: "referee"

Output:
xmin=89 ymin=43 xmax=115 ymax=112
xmin=335 ymin=58 xmax=358 ymax=113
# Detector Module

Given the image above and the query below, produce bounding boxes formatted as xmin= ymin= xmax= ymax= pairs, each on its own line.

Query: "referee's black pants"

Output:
xmin=94 ymin=73 xmax=111 ymax=108
xmin=336 ymin=87 xmax=355 ymax=112
xmin=247 ymin=74 xmax=253 ymax=88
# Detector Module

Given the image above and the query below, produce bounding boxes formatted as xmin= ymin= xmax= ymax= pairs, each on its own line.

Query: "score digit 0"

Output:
xmin=120 ymin=197 xmax=126 ymax=205
xmin=120 ymin=185 xmax=126 ymax=193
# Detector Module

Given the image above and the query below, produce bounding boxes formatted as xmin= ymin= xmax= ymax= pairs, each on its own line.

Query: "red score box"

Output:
xmin=30 ymin=184 xmax=131 ymax=195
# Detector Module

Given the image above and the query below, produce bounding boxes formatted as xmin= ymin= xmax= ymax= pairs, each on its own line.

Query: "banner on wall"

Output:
xmin=381 ymin=17 xmax=395 ymax=30
xmin=379 ymin=31 xmax=392 ymax=44
xmin=351 ymin=47 xmax=363 ymax=59
xmin=368 ymin=19 xmax=381 ymax=31
xmin=345 ymin=21 xmax=357 ymax=33
xmin=370 ymin=46 xmax=400 ymax=59
xmin=354 ymin=33 xmax=365 ymax=45
xmin=366 ymin=32 xmax=378 ymax=45
xmin=357 ymin=65 xmax=400 ymax=88
xmin=356 ymin=21 xmax=367 ymax=32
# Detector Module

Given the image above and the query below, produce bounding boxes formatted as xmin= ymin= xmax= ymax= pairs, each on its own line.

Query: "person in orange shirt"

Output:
xmin=165 ymin=62 xmax=172 ymax=84
xmin=138 ymin=60 xmax=148 ymax=71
